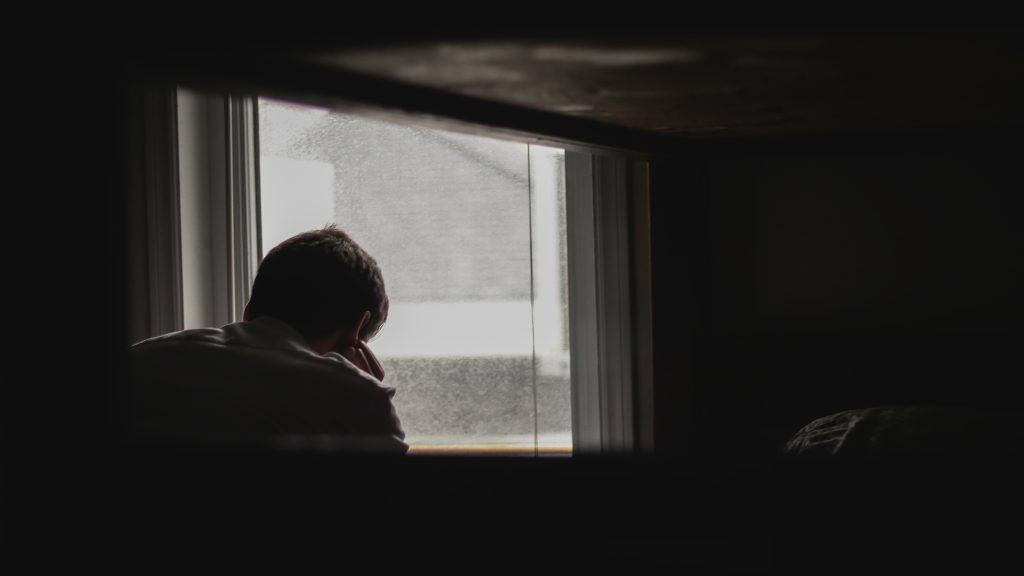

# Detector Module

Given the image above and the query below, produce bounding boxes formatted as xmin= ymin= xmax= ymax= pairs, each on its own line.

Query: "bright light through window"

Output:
xmin=258 ymin=99 xmax=571 ymax=455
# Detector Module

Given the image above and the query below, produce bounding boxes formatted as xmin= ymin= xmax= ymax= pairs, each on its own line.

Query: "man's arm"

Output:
xmin=377 ymin=386 xmax=409 ymax=454
xmin=337 ymin=340 xmax=407 ymax=453
xmin=336 ymin=340 xmax=385 ymax=381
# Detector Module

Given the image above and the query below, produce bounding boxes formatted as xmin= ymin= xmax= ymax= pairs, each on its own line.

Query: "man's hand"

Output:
xmin=338 ymin=340 xmax=385 ymax=381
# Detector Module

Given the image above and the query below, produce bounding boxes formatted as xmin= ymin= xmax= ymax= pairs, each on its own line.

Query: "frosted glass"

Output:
xmin=258 ymin=98 xmax=570 ymax=454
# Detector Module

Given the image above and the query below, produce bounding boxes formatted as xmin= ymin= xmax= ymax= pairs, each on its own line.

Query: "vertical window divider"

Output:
xmin=527 ymin=144 xmax=540 ymax=457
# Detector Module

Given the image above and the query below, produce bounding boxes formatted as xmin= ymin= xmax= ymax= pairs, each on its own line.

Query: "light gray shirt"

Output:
xmin=127 ymin=316 xmax=407 ymax=453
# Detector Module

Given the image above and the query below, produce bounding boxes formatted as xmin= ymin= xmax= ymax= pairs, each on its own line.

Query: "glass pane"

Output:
xmin=258 ymin=98 xmax=571 ymax=454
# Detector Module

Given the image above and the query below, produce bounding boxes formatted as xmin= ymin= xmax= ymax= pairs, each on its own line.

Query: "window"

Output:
xmin=258 ymin=98 xmax=571 ymax=455
xmin=141 ymin=87 xmax=652 ymax=455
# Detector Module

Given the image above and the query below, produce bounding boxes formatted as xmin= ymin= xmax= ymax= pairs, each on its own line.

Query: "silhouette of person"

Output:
xmin=126 ymin=225 xmax=407 ymax=453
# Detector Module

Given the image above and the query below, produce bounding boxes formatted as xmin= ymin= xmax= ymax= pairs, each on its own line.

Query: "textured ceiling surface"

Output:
xmin=311 ymin=31 xmax=1024 ymax=138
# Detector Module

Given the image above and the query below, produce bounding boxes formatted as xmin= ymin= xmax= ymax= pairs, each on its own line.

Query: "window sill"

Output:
xmin=408 ymin=444 xmax=572 ymax=457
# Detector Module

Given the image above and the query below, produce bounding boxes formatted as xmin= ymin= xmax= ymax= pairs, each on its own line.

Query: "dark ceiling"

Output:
xmin=305 ymin=29 xmax=1024 ymax=139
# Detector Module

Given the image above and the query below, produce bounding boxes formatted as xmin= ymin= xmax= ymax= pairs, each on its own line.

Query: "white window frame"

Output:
xmin=566 ymin=151 xmax=654 ymax=453
xmin=174 ymin=89 xmax=260 ymax=329
xmin=148 ymin=87 xmax=654 ymax=455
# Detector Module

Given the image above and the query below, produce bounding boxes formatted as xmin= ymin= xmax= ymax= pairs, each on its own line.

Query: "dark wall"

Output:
xmin=651 ymin=144 xmax=1023 ymax=460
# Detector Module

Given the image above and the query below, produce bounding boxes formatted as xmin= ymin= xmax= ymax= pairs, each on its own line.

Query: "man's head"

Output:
xmin=245 ymin=226 xmax=388 ymax=344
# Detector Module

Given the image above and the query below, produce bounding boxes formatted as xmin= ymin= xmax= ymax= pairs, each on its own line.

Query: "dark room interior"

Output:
xmin=9 ymin=25 xmax=1024 ymax=572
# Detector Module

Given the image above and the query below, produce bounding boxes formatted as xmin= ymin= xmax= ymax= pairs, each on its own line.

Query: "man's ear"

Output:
xmin=243 ymin=302 xmax=251 ymax=321
xmin=354 ymin=310 xmax=371 ymax=340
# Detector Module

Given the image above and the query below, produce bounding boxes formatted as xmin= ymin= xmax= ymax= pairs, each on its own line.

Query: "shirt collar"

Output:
xmin=226 ymin=316 xmax=319 ymax=355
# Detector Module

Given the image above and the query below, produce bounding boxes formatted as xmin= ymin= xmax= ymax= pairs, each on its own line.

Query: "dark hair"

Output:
xmin=247 ymin=226 xmax=388 ymax=341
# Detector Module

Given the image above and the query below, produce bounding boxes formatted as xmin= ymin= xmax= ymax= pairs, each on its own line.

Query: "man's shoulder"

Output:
xmin=131 ymin=326 xmax=231 ymax=349
xmin=129 ymin=324 xmax=392 ymax=393
xmin=130 ymin=319 xmax=305 ymax=354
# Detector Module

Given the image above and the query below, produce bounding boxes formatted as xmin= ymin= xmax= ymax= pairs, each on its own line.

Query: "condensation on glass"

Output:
xmin=258 ymin=98 xmax=571 ymax=455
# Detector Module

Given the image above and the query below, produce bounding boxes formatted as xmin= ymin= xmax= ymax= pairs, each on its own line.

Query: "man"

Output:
xmin=126 ymin=226 xmax=407 ymax=453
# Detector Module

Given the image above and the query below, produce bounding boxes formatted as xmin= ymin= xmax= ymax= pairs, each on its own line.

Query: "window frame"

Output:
xmin=566 ymin=151 xmax=654 ymax=453
xmin=142 ymin=87 xmax=654 ymax=455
